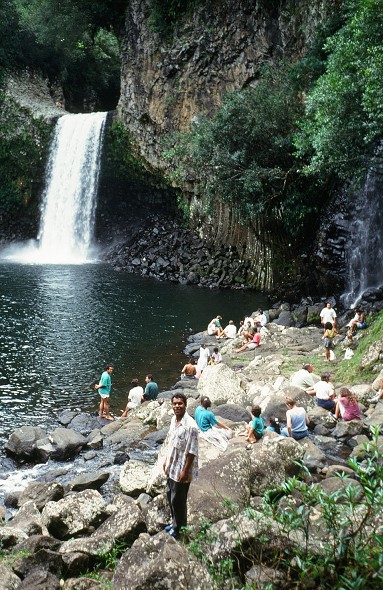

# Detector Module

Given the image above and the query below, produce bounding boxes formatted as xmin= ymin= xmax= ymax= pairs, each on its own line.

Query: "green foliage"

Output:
xmin=295 ymin=0 xmax=383 ymax=181
xmin=164 ymin=64 xmax=321 ymax=239
xmin=263 ymin=427 xmax=383 ymax=589
xmin=0 ymin=96 xmax=51 ymax=213
xmin=102 ymin=121 xmax=151 ymax=182
xmin=148 ymin=0 xmax=201 ymax=37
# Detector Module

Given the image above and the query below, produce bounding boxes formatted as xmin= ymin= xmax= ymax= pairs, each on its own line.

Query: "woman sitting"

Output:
xmin=281 ymin=397 xmax=309 ymax=440
xmin=335 ymin=387 xmax=361 ymax=420
xmin=207 ymin=316 xmax=224 ymax=337
xmin=235 ymin=329 xmax=261 ymax=353
xmin=347 ymin=308 xmax=366 ymax=334
xmin=194 ymin=396 xmax=232 ymax=450
xmin=307 ymin=372 xmax=336 ymax=412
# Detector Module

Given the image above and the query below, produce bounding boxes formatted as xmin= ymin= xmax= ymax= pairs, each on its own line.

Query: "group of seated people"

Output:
xmin=120 ymin=374 xmax=159 ymax=418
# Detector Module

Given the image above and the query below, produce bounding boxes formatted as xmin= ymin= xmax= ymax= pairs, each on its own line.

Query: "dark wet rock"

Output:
xmin=56 ymin=410 xmax=78 ymax=426
xmin=67 ymin=413 xmax=102 ymax=435
xmin=68 ymin=471 xmax=110 ymax=492
xmin=212 ymin=403 xmax=251 ymax=422
xmin=18 ymin=570 xmax=61 ymax=590
xmin=143 ymin=428 xmax=168 ymax=444
xmin=113 ymin=451 xmax=130 ymax=465
xmin=60 ymin=551 xmax=90 ymax=577
xmin=12 ymin=548 xmax=63 ymax=580
xmin=47 ymin=428 xmax=87 ymax=461
xmin=18 ymin=482 xmax=65 ymax=511
xmin=4 ymin=491 xmax=21 ymax=509
xmin=5 ymin=426 xmax=48 ymax=462
xmin=272 ymin=310 xmax=293 ymax=327
xmin=15 ymin=534 xmax=62 ymax=554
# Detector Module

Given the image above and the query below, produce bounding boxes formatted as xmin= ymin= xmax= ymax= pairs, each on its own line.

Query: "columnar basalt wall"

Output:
xmin=116 ymin=0 xmax=342 ymax=291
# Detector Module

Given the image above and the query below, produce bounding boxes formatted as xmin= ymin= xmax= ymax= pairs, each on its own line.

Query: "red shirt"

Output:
xmin=252 ymin=333 xmax=261 ymax=345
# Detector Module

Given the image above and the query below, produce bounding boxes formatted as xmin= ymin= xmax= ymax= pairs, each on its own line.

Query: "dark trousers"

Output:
xmin=166 ymin=478 xmax=190 ymax=534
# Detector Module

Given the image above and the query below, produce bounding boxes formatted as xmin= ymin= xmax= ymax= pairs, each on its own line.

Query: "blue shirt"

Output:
xmin=251 ymin=416 xmax=264 ymax=437
xmin=194 ymin=406 xmax=218 ymax=432
xmin=143 ymin=381 xmax=158 ymax=401
xmin=98 ymin=371 xmax=111 ymax=395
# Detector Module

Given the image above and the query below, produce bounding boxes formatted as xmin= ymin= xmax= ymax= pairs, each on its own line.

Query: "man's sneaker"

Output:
xmin=367 ymin=394 xmax=380 ymax=403
xmin=164 ymin=524 xmax=173 ymax=532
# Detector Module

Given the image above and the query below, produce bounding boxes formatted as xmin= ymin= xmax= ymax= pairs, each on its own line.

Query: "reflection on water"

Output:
xmin=0 ymin=262 xmax=266 ymax=446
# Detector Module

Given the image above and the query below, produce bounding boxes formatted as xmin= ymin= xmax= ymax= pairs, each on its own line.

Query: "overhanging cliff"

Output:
xmin=116 ymin=0 xmax=342 ymax=292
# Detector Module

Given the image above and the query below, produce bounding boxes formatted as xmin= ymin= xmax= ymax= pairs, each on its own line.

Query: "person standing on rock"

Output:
xmin=163 ymin=393 xmax=199 ymax=538
xmin=320 ymin=302 xmax=337 ymax=330
xmin=196 ymin=343 xmax=210 ymax=376
xmin=95 ymin=364 xmax=114 ymax=420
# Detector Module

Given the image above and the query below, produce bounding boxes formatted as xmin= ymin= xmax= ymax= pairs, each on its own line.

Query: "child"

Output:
xmin=245 ymin=405 xmax=264 ymax=443
xmin=209 ymin=347 xmax=222 ymax=365
xmin=323 ymin=321 xmax=337 ymax=362
xmin=265 ymin=416 xmax=280 ymax=434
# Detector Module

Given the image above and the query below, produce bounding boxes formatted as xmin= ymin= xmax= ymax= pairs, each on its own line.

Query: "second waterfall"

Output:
xmin=37 ymin=112 xmax=107 ymax=263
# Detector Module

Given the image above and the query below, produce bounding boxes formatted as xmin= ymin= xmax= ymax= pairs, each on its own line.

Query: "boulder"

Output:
xmin=0 ymin=565 xmax=21 ymax=590
xmin=316 ymin=477 xmax=363 ymax=500
xmin=113 ymin=532 xmax=214 ymax=590
xmin=332 ymin=420 xmax=364 ymax=438
xmin=5 ymin=426 xmax=47 ymax=462
xmin=66 ymin=413 xmax=101 ymax=434
xmin=17 ymin=571 xmax=60 ymax=590
xmin=12 ymin=548 xmax=63 ymax=580
xmin=69 ymin=471 xmax=110 ymax=492
xmin=63 ymin=579 xmax=104 ymax=589
xmin=95 ymin=495 xmax=146 ymax=543
xmin=364 ymin=404 xmax=383 ymax=427
xmin=197 ymin=364 xmax=247 ymax=405
xmin=212 ymin=403 xmax=251 ymax=423
xmin=47 ymin=428 xmax=87 ymax=460
xmin=18 ymin=482 xmax=64 ymax=510
xmin=361 ymin=338 xmax=383 ymax=369
xmin=119 ymin=460 xmax=153 ymax=496
xmin=41 ymin=489 xmax=109 ymax=540
xmin=0 ymin=526 xmax=28 ymax=549
xmin=8 ymin=501 xmax=47 ymax=537
xmin=187 ymin=447 xmax=252 ymax=526
xmin=298 ymin=438 xmax=327 ymax=471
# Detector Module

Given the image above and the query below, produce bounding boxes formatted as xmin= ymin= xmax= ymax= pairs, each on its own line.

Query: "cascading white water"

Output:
xmin=37 ymin=112 xmax=107 ymax=263
xmin=0 ymin=112 xmax=107 ymax=264
xmin=342 ymin=164 xmax=383 ymax=308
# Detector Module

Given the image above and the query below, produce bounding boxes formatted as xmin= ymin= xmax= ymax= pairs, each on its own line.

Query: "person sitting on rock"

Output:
xmin=194 ymin=396 xmax=232 ymax=450
xmin=265 ymin=416 xmax=280 ymax=433
xmin=242 ymin=321 xmax=256 ymax=342
xmin=367 ymin=377 xmax=383 ymax=403
xmin=290 ymin=363 xmax=317 ymax=391
xmin=254 ymin=309 xmax=268 ymax=328
xmin=120 ymin=378 xmax=144 ymax=417
xmin=347 ymin=308 xmax=366 ymax=334
xmin=209 ymin=347 xmax=222 ymax=364
xmin=207 ymin=315 xmax=224 ymax=337
xmin=219 ymin=320 xmax=237 ymax=339
xmin=306 ymin=372 xmax=336 ymax=412
xmin=334 ymin=387 xmax=361 ymax=421
xmin=235 ymin=329 xmax=261 ymax=353
xmin=181 ymin=358 xmax=197 ymax=380
xmin=281 ymin=397 xmax=309 ymax=440
xmin=242 ymin=404 xmax=264 ymax=443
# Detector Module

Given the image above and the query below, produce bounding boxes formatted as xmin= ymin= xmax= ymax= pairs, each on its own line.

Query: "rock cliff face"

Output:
xmin=117 ymin=0 xmax=342 ymax=292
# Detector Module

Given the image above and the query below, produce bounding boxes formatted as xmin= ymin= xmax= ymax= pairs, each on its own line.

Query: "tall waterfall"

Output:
xmin=36 ymin=112 xmax=107 ymax=263
xmin=342 ymin=164 xmax=383 ymax=308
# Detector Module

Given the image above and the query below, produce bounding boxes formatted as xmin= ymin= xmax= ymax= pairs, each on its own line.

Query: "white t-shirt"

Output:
xmin=127 ymin=386 xmax=144 ymax=408
xmin=320 ymin=307 xmax=337 ymax=324
xmin=291 ymin=369 xmax=316 ymax=389
xmin=223 ymin=324 xmax=237 ymax=338
xmin=313 ymin=381 xmax=334 ymax=400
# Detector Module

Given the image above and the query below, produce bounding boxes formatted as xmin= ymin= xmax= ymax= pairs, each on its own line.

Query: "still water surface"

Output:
xmin=0 ymin=263 xmax=266 ymax=446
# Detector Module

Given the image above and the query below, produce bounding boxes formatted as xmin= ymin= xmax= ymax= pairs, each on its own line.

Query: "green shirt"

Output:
xmin=143 ymin=381 xmax=158 ymax=401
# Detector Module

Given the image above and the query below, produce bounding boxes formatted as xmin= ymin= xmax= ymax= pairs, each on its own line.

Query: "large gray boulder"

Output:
xmin=46 ymin=428 xmax=87 ymax=460
xmin=68 ymin=471 xmax=109 ymax=492
xmin=187 ymin=446 xmax=252 ymax=526
xmin=113 ymin=532 xmax=214 ymax=590
xmin=95 ymin=495 xmax=146 ymax=542
xmin=18 ymin=482 xmax=64 ymax=510
xmin=197 ymin=364 xmax=247 ymax=405
xmin=41 ymin=490 xmax=109 ymax=540
xmin=119 ymin=460 xmax=153 ymax=496
xmin=8 ymin=501 xmax=47 ymax=537
xmin=332 ymin=420 xmax=364 ymax=438
xmin=0 ymin=565 xmax=21 ymax=590
xmin=5 ymin=426 xmax=47 ymax=462
xmin=361 ymin=338 xmax=383 ymax=370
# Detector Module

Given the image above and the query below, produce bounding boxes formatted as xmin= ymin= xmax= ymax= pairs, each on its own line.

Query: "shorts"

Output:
xmin=99 ymin=392 xmax=110 ymax=399
xmin=323 ymin=338 xmax=333 ymax=349
xmin=247 ymin=343 xmax=259 ymax=350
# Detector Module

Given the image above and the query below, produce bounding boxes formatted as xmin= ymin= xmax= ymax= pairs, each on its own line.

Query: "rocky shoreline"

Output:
xmin=0 ymin=309 xmax=383 ymax=589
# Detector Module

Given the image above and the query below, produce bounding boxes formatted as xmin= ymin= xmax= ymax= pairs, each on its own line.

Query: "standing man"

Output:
xmin=95 ymin=364 xmax=114 ymax=420
xmin=163 ymin=393 xmax=198 ymax=538
xmin=142 ymin=374 xmax=159 ymax=402
xmin=320 ymin=302 xmax=337 ymax=329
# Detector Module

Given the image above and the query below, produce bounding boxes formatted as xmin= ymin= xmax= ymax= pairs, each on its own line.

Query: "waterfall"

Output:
xmin=0 ymin=112 xmax=107 ymax=264
xmin=36 ymin=112 xmax=107 ymax=263
xmin=342 ymin=164 xmax=383 ymax=308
